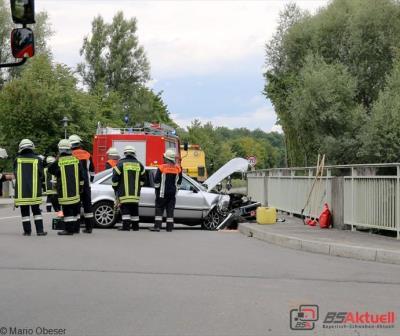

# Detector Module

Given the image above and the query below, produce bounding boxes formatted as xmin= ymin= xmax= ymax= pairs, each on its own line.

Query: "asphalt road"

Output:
xmin=0 ymin=206 xmax=400 ymax=336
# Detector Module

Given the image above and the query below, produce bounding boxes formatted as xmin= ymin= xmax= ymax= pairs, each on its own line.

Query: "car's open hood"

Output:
xmin=203 ymin=158 xmax=249 ymax=192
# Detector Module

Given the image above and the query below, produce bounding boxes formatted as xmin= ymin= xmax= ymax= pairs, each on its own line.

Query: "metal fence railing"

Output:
xmin=247 ymin=163 xmax=400 ymax=239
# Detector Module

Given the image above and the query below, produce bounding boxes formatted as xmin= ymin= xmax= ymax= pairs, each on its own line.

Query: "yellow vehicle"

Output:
xmin=180 ymin=144 xmax=207 ymax=182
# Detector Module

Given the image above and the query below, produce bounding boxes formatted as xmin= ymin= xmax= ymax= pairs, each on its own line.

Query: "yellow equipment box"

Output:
xmin=256 ymin=207 xmax=277 ymax=224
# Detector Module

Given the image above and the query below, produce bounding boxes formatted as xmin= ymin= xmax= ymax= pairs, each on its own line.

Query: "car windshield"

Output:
xmin=184 ymin=174 xmax=207 ymax=192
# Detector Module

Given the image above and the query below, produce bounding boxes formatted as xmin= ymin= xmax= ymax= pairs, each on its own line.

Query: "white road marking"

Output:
xmin=0 ymin=213 xmax=54 ymax=221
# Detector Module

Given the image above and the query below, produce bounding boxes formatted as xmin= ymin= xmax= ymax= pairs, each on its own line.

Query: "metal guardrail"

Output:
xmin=247 ymin=163 xmax=400 ymax=239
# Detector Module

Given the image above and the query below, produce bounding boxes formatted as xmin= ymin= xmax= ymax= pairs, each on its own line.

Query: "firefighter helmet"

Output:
xmin=46 ymin=156 xmax=56 ymax=164
xmin=18 ymin=139 xmax=34 ymax=153
xmin=107 ymin=147 xmax=119 ymax=156
xmin=164 ymin=149 xmax=176 ymax=162
xmin=68 ymin=134 xmax=82 ymax=148
xmin=123 ymin=145 xmax=136 ymax=156
xmin=38 ymin=155 xmax=45 ymax=161
xmin=58 ymin=139 xmax=72 ymax=153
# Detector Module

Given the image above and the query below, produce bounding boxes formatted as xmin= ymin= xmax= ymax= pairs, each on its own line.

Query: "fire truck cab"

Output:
xmin=92 ymin=123 xmax=181 ymax=173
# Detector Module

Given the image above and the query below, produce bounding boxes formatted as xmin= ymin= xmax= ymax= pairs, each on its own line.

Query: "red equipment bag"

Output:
xmin=305 ymin=218 xmax=317 ymax=226
xmin=318 ymin=203 xmax=332 ymax=229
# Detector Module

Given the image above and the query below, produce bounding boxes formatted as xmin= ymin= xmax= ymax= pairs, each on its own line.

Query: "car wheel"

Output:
xmin=93 ymin=201 xmax=117 ymax=228
xmin=202 ymin=208 xmax=223 ymax=231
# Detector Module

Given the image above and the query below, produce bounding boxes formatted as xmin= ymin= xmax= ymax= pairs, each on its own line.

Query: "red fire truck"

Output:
xmin=92 ymin=123 xmax=181 ymax=173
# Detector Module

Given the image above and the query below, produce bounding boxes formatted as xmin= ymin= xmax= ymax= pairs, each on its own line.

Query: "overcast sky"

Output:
xmin=37 ymin=0 xmax=328 ymax=132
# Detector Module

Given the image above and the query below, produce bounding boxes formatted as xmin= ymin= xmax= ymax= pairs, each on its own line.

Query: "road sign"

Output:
xmin=247 ymin=156 xmax=257 ymax=167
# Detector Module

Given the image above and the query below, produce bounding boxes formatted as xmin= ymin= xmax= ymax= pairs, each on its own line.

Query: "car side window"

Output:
xmin=180 ymin=177 xmax=195 ymax=191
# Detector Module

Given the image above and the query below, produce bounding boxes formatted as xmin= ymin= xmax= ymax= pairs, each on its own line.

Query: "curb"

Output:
xmin=239 ymin=223 xmax=400 ymax=265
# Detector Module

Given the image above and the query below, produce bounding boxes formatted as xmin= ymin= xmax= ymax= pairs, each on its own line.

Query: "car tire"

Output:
xmin=93 ymin=201 xmax=117 ymax=228
xmin=202 ymin=208 xmax=223 ymax=231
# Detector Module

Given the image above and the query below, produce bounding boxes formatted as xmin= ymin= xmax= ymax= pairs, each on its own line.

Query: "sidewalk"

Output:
xmin=239 ymin=215 xmax=400 ymax=265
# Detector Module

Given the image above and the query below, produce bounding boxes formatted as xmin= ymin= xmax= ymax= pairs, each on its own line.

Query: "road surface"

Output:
xmin=0 ymin=206 xmax=399 ymax=336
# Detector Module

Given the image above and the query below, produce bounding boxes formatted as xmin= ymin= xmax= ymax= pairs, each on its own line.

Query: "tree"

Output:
xmin=0 ymin=55 xmax=97 ymax=158
xmin=358 ymin=57 xmax=400 ymax=162
xmin=264 ymin=0 xmax=400 ymax=165
xmin=78 ymin=12 xmax=172 ymax=126
xmin=78 ymin=12 xmax=150 ymax=94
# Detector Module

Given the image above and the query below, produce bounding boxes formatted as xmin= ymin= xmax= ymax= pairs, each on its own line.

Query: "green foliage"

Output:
xmin=359 ymin=57 xmax=400 ymax=162
xmin=178 ymin=120 xmax=285 ymax=174
xmin=264 ymin=0 xmax=400 ymax=166
xmin=78 ymin=11 xmax=171 ymax=126
xmin=78 ymin=11 xmax=150 ymax=93
xmin=0 ymin=55 xmax=97 ymax=158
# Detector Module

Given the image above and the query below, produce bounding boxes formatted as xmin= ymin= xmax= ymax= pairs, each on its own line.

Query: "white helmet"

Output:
xmin=46 ymin=156 xmax=56 ymax=164
xmin=58 ymin=139 xmax=72 ymax=153
xmin=38 ymin=155 xmax=45 ymax=161
xmin=107 ymin=147 xmax=119 ymax=157
xmin=18 ymin=139 xmax=34 ymax=153
xmin=164 ymin=149 xmax=176 ymax=162
xmin=124 ymin=145 xmax=136 ymax=156
xmin=68 ymin=134 xmax=82 ymax=148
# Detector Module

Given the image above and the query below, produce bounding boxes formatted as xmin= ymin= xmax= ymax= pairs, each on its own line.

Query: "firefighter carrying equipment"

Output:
xmin=14 ymin=152 xmax=43 ymax=207
xmin=154 ymin=163 xmax=182 ymax=198
xmin=164 ymin=148 xmax=176 ymax=162
xmin=112 ymin=156 xmax=146 ymax=204
xmin=48 ymin=155 xmax=84 ymax=206
xmin=18 ymin=139 xmax=34 ymax=153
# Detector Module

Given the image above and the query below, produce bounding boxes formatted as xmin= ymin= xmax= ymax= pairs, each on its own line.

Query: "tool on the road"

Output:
xmin=301 ymin=154 xmax=325 ymax=225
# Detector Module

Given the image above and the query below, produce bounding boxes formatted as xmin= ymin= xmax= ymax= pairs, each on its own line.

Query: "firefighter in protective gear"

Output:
xmin=14 ymin=139 xmax=47 ymax=236
xmin=69 ymin=134 xmax=95 ymax=233
xmin=112 ymin=145 xmax=145 ymax=231
xmin=43 ymin=156 xmax=61 ymax=215
xmin=105 ymin=147 xmax=119 ymax=169
xmin=48 ymin=139 xmax=85 ymax=236
xmin=150 ymin=149 xmax=182 ymax=232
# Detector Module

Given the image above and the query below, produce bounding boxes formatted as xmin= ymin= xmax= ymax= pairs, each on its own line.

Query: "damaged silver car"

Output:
xmin=91 ymin=158 xmax=252 ymax=230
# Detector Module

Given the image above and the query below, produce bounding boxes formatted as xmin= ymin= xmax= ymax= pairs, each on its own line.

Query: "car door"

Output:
xmin=175 ymin=177 xmax=208 ymax=220
xmin=138 ymin=169 xmax=156 ymax=217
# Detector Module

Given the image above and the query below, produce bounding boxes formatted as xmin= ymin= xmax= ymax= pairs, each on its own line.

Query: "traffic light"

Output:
xmin=10 ymin=0 xmax=35 ymax=25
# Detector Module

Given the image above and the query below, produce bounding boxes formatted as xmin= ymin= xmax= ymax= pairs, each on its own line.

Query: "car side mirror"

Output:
xmin=190 ymin=186 xmax=198 ymax=193
xmin=11 ymin=28 xmax=35 ymax=58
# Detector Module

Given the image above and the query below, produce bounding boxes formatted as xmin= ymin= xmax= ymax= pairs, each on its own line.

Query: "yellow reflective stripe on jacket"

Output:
xmin=15 ymin=158 xmax=41 ymax=205
xmin=113 ymin=166 xmax=121 ymax=175
xmin=123 ymin=162 xmax=141 ymax=198
xmin=119 ymin=195 xmax=140 ymax=203
xmin=59 ymin=156 xmax=80 ymax=204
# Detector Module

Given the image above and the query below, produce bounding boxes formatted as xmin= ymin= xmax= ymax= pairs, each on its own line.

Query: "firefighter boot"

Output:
xmin=58 ymin=221 xmax=74 ymax=235
xmin=131 ymin=216 xmax=140 ymax=231
xmin=83 ymin=217 xmax=93 ymax=234
xmin=166 ymin=218 xmax=174 ymax=232
xmin=22 ymin=220 xmax=31 ymax=236
xmin=118 ymin=215 xmax=131 ymax=231
xmin=34 ymin=215 xmax=47 ymax=236
xmin=149 ymin=216 xmax=162 ymax=232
